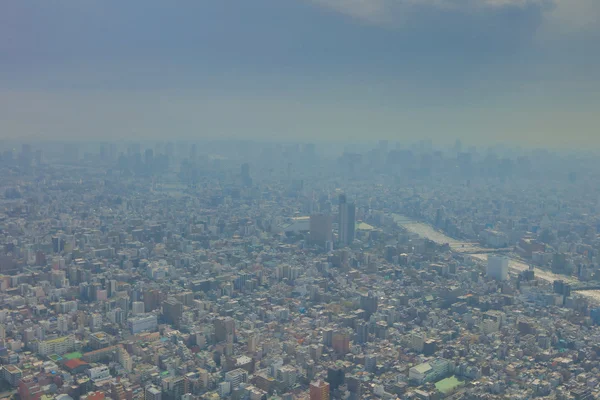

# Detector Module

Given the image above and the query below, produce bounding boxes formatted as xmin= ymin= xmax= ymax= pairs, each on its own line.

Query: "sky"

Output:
xmin=1 ymin=0 xmax=599 ymax=148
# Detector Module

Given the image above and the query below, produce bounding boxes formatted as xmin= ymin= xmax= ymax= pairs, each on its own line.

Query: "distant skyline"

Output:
xmin=1 ymin=0 xmax=599 ymax=148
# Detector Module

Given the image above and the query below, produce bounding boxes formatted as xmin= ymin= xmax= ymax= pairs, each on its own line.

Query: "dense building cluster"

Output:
xmin=1 ymin=141 xmax=600 ymax=400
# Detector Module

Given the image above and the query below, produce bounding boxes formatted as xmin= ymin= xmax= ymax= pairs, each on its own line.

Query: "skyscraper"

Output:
xmin=338 ymin=194 xmax=355 ymax=246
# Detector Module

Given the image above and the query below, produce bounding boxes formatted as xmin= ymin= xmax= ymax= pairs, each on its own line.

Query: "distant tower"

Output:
xmin=338 ymin=194 xmax=356 ymax=246
xmin=487 ymin=256 xmax=509 ymax=281
xmin=144 ymin=149 xmax=154 ymax=173
xmin=360 ymin=291 xmax=378 ymax=319
xmin=310 ymin=214 xmax=333 ymax=248
xmin=241 ymin=163 xmax=252 ymax=187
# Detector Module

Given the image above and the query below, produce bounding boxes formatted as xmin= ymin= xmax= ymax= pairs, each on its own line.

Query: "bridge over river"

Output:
xmin=391 ymin=214 xmax=600 ymax=304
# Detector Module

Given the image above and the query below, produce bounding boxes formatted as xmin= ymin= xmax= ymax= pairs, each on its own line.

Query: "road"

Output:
xmin=391 ymin=214 xmax=600 ymax=303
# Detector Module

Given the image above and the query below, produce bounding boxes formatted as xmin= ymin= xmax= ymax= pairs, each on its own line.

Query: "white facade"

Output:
xmin=409 ymin=359 xmax=452 ymax=384
xmin=225 ymin=368 xmax=248 ymax=390
xmin=37 ymin=335 xmax=75 ymax=356
xmin=87 ymin=366 xmax=110 ymax=381
xmin=128 ymin=314 xmax=158 ymax=334
xmin=218 ymin=381 xmax=231 ymax=397
xmin=57 ymin=316 xmax=69 ymax=334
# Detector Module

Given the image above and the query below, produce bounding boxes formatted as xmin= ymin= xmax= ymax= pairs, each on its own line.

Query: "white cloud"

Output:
xmin=307 ymin=0 xmax=598 ymax=32
xmin=545 ymin=0 xmax=600 ymax=32
xmin=309 ymin=0 xmax=545 ymax=20
xmin=307 ymin=0 xmax=397 ymax=23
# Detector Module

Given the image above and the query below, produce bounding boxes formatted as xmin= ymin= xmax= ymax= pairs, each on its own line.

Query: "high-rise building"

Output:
xmin=487 ymin=256 xmax=509 ymax=281
xmin=247 ymin=334 xmax=258 ymax=353
xmin=346 ymin=375 xmax=362 ymax=398
xmin=162 ymin=376 xmax=185 ymax=400
xmin=144 ymin=148 xmax=154 ymax=172
xmin=355 ymin=321 xmax=369 ymax=344
xmin=162 ymin=299 xmax=183 ymax=327
xmin=276 ymin=365 xmax=297 ymax=388
xmin=338 ymin=194 xmax=356 ymax=246
xmin=214 ymin=317 xmax=235 ymax=343
xmin=241 ymin=163 xmax=252 ymax=187
xmin=143 ymin=288 xmax=164 ymax=313
xmin=145 ymin=386 xmax=162 ymax=400
xmin=409 ymin=332 xmax=425 ymax=353
xmin=2 ymin=365 xmax=22 ymax=387
xmin=52 ymin=236 xmax=65 ymax=254
xmin=57 ymin=315 xmax=69 ymax=334
xmin=310 ymin=380 xmax=330 ymax=400
xmin=360 ymin=291 xmax=378 ymax=319
xmin=332 ymin=332 xmax=350 ymax=355
xmin=323 ymin=328 xmax=334 ymax=347
xmin=224 ymin=368 xmax=248 ymax=390
xmin=310 ymin=214 xmax=333 ymax=248
xmin=365 ymin=355 xmax=377 ymax=373
xmin=36 ymin=335 xmax=75 ymax=356
xmin=128 ymin=314 xmax=158 ymax=334
xmin=132 ymin=301 xmax=145 ymax=315
xmin=326 ymin=367 xmax=345 ymax=391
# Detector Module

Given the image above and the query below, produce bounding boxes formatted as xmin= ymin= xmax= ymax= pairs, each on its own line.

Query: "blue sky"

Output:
xmin=1 ymin=0 xmax=599 ymax=147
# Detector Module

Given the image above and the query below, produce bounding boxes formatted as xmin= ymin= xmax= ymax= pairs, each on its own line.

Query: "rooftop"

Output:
xmin=435 ymin=376 xmax=465 ymax=394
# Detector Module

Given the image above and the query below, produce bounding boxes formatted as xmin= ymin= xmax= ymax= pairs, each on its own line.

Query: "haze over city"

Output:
xmin=3 ymin=2 xmax=600 ymax=400
xmin=1 ymin=0 xmax=599 ymax=147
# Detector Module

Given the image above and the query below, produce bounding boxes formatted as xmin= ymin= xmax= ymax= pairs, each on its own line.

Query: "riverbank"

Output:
xmin=391 ymin=213 xmax=600 ymax=303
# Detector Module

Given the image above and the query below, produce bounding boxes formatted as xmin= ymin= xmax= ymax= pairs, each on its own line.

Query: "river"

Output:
xmin=391 ymin=214 xmax=600 ymax=303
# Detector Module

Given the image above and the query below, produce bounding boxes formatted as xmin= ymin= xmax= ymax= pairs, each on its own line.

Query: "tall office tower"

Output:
xmin=310 ymin=380 xmax=330 ymax=400
xmin=338 ymin=194 xmax=356 ymax=246
xmin=241 ymin=163 xmax=252 ymax=187
xmin=310 ymin=214 xmax=333 ymax=248
xmin=162 ymin=299 xmax=183 ymax=327
xmin=487 ymin=256 xmax=509 ymax=281
xmin=214 ymin=317 xmax=236 ymax=343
